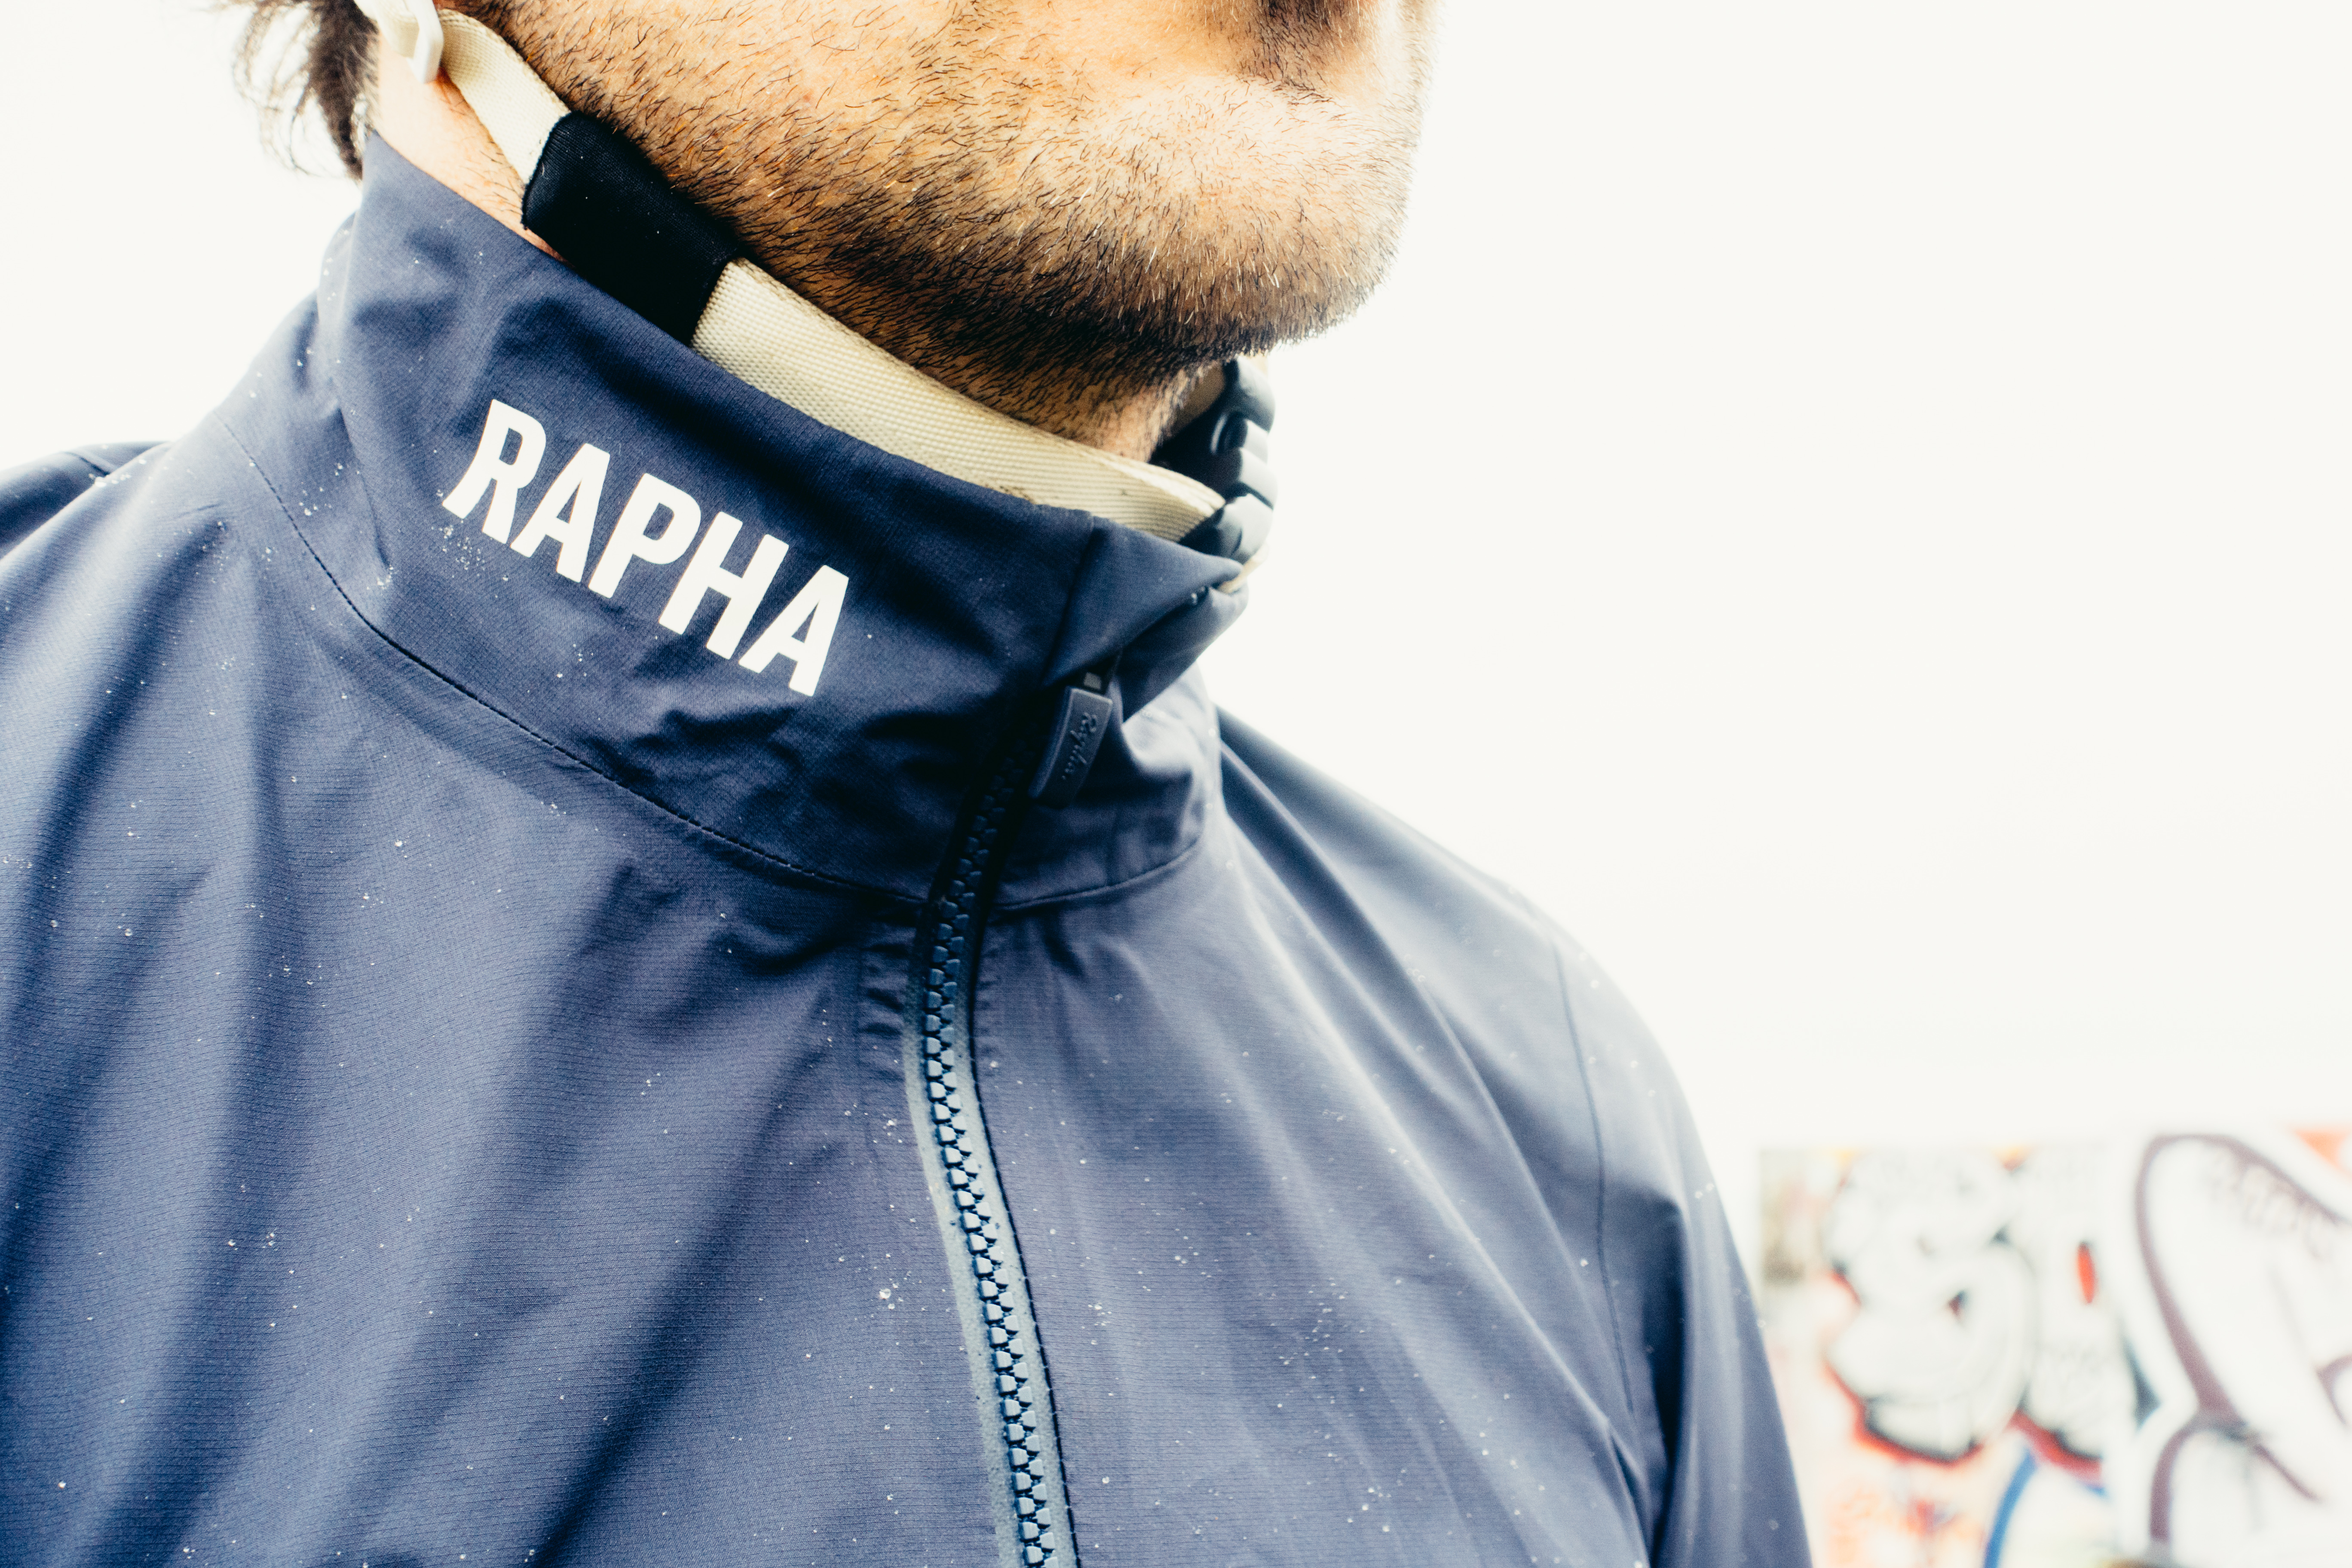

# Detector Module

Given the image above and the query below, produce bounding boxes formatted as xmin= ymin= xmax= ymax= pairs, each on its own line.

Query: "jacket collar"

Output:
xmin=233 ymin=142 xmax=1240 ymax=901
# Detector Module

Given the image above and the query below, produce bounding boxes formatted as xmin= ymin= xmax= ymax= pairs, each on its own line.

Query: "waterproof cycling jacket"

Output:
xmin=0 ymin=144 xmax=1804 ymax=1567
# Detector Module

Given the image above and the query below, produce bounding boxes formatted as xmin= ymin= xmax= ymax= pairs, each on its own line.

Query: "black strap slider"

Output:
xmin=1029 ymin=668 xmax=1120 ymax=809
xmin=521 ymin=113 xmax=744 ymax=341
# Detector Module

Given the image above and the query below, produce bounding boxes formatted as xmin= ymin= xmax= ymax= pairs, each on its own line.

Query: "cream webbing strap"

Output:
xmin=434 ymin=15 xmax=563 ymax=181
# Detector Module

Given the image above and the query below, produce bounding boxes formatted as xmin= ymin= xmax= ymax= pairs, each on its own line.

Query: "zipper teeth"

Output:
xmin=914 ymin=726 xmax=1073 ymax=1568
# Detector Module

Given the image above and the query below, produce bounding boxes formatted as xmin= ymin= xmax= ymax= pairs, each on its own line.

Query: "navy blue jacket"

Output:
xmin=0 ymin=145 xmax=1804 ymax=1567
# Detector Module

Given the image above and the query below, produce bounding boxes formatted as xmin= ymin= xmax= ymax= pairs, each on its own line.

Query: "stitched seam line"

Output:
xmin=1538 ymin=907 xmax=1644 ymax=1429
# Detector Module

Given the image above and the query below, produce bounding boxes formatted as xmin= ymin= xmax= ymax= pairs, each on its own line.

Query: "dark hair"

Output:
xmin=228 ymin=0 xmax=380 ymax=178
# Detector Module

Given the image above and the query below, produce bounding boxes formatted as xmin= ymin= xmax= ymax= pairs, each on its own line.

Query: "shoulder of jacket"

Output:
xmin=1218 ymin=705 xmax=1697 ymax=1109
xmin=0 ymin=442 xmax=165 ymax=561
xmin=1218 ymin=704 xmax=1590 ymax=1027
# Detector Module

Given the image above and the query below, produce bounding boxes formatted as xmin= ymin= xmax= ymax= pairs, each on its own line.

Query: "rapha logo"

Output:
xmin=441 ymin=398 xmax=848 ymax=696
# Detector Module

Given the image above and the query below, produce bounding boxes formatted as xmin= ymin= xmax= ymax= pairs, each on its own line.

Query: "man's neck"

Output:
xmin=369 ymin=60 xmax=1194 ymax=462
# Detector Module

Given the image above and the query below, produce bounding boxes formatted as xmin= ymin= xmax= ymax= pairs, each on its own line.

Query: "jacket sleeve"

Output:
xmin=1554 ymin=933 xmax=1812 ymax=1568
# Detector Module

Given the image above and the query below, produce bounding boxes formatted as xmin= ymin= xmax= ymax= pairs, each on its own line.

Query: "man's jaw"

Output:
xmin=374 ymin=0 xmax=1429 ymax=460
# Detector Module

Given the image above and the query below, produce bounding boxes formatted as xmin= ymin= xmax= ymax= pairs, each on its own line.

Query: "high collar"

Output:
xmin=232 ymin=142 xmax=1243 ymax=902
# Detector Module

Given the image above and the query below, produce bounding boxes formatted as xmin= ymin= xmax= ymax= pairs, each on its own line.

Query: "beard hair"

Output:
xmin=472 ymin=1 xmax=1430 ymax=425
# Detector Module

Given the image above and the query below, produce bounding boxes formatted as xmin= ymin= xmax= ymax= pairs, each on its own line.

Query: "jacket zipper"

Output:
xmin=903 ymin=705 xmax=1078 ymax=1568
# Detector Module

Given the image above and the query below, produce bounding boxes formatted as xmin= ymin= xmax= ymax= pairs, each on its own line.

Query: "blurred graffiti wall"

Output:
xmin=1762 ymin=1128 xmax=2352 ymax=1568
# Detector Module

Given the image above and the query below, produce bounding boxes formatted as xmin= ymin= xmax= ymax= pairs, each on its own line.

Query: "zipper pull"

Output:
xmin=1155 ymin=358 xmax=1277 ymax=564
xmin=1028 ymin=665 xmax=1119 ymax=809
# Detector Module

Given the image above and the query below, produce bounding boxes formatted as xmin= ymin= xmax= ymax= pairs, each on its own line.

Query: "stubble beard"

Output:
xmin=475 ymin=1 xmax=1431 ymax=440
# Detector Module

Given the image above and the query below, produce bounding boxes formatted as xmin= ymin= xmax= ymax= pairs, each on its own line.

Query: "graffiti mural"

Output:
xmin=1762 ymin=1128 xmax=2352 ymax=1568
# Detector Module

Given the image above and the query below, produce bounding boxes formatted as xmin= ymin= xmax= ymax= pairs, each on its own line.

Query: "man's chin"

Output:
xmin=805 ymin=226 xmax=1395 ymax=405
xmin=719 ymin=92 xmax=1419 ymax=395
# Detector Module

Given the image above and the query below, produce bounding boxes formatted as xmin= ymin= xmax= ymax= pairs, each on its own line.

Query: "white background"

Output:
xmin=5 ymin=3 xmax=2348 ymax=1266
